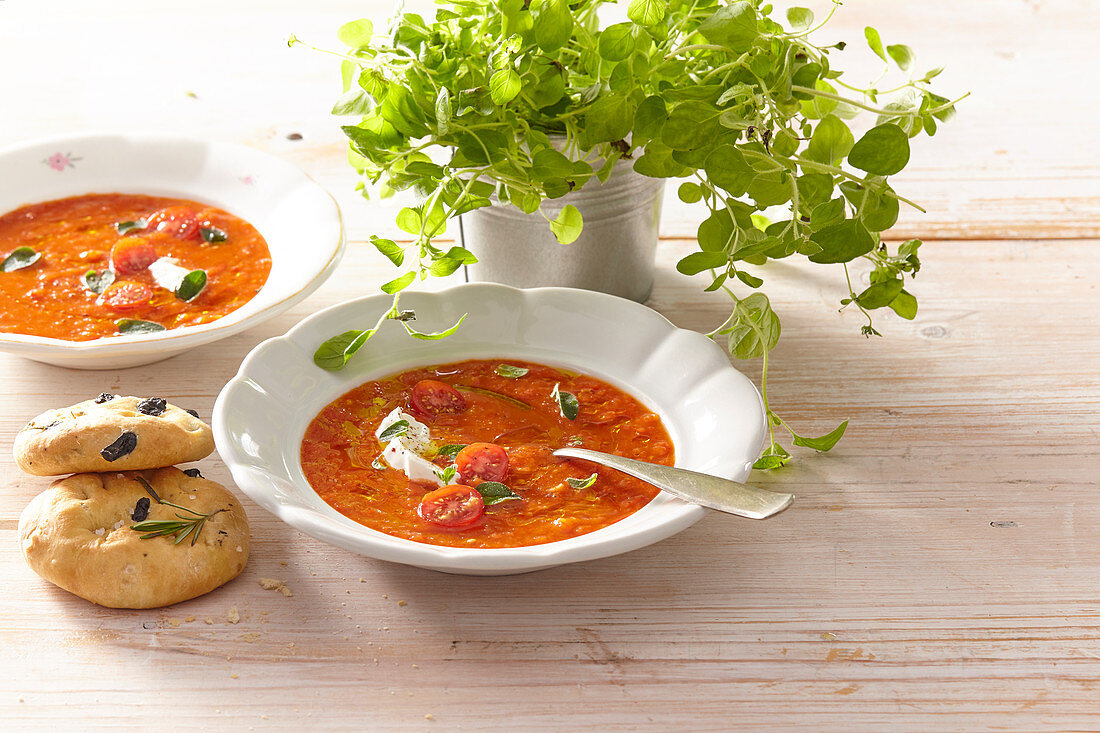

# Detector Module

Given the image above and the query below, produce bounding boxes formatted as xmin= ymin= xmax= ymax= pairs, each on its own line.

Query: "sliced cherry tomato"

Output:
xmin=110 ymin=239 xmax=158 ymax=275
xmin=147 ymin=206 xmax=200 ymax=239
xmin=455 ymin=442 xmax=509 ymax=485
xmin=417 ymin=484 xmax=484 ymax=528
xmin=101 ymin=281 xmax=153 ymax=311
xmin=410 ymin=379 xmax=467 ymax=415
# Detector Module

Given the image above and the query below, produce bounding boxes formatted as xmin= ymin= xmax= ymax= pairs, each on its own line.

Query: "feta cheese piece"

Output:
xmin=375 ymin=409 xmax=442 ymax=486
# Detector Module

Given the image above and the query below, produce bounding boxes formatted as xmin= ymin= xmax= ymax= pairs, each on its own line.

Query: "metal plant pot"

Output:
xmin=460 ymin=161 xmax=665 ymax=302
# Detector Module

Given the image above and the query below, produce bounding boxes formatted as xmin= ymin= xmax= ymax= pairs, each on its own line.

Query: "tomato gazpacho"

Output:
xmin=300 ymin=359 xmax=674 ymax=548
xmin=0 ymin=193 xmax=271 ymax=340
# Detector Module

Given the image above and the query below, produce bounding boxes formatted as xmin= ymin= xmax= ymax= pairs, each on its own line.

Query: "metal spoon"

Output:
xmin=552 ymin=447 xmax=794 ymax=520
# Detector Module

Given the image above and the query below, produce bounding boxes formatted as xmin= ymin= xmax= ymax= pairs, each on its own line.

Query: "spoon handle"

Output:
xmin=552 ymin=447 xmax=794 ymax=520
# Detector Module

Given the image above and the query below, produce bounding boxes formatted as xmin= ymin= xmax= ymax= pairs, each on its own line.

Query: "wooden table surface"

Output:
xmin=2 ymin=1 xmax=1098 ymax=730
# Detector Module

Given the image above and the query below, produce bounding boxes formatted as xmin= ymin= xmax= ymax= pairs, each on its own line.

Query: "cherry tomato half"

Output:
xmin=101 ymin=281 xmax=153 ymax=311
xmin=417 ymin=484 xmax=484 ymax=528
xmin=410 ymin=379 xmax=467 ymax=415
xmin=110 ymin=239 xmax=158 ymax=275
xmin=455 ymin=442 xmax=509 ymax=485
xmin=147 ymin=206 xmax=200 ymax=240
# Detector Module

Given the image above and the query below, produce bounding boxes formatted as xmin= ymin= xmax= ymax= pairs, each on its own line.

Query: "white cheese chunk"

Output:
xmin=375 ymin=409 xmax=442 ymax=486
xmin=148 ymin=257 xmax=191 ymax=292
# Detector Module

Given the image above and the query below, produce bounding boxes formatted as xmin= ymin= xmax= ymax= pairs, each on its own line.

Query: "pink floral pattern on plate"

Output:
xmin=43 ymin=152 xmax=81 ymax=171
xmin=239 ymin=175 xmax=255 ymax=185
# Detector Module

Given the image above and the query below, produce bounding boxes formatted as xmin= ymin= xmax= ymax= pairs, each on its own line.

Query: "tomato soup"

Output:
xmin=300 ymin=359 xmax=674 ymax=548
xmin=0 ymin=193 xmax=271 ymax=340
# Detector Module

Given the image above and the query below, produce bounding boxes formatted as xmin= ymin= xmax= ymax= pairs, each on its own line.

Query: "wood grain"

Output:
xmin=1 ymin=0 xmax=1099 ymax=731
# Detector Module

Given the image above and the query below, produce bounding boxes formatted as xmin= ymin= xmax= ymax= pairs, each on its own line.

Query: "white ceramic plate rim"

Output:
xmin=0 ymin=132 xmax=345 ymax=359
xmin=213 ymin=283 xmax=767 ymax=573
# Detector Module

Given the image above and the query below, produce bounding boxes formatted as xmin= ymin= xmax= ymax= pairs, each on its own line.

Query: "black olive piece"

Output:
xmin=94 ymin=393 xmax=116 ymax=404
xmin=131 ymin=496 xmax=151 ymax=522
xmin=185 ymin=409 xmax=199 ymax=418
xmin=101 ymin=432 xmax=138 ymax=462
xmin=182 ymin=468 xmax=203 ymax=478
xmin=137 ymin=397 xmax=167 ymax=416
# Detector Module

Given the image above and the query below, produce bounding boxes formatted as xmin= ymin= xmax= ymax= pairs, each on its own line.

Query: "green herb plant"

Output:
xmin=298 ymin=0 xmax=963 ymax=468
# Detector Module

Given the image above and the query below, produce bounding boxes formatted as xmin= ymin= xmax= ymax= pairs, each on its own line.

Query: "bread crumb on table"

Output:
xmin=167 ymin=618 xmax=180 ymax=627
xmin=227 ymin=607 xmax=240 ymax=624
xmin=258 ymin=578 xmax=293 ymax=597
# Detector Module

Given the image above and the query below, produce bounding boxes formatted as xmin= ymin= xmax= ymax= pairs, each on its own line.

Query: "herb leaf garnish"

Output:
xmin=115 ymin=219 xmax=147 ymax=235
xmin=566 ymin=473 xmax=598 ymax=490
xmin=437 ymin=465 xmax=457 ymax=484
xmin=551 ymin=382 xmax=579 ymax=421
xmin=130 ymin=476 xmax=226 ymax=546
xmin=117 ymin=319 xmax=166 ymax=335
xmin=377 ymin=420 xmax=410 ymax=442
xmin=200 ymin=226 xmax=228 ymax=243
xmin=437 ymin=444 xmax=467 ymax=458
xmin=314 ymin=328 xmax=376 ymax=370
xmin=1 ymin=247 xmax=41 ymax=272
xmin=174 ymin=269 xmax=207 ymax=302
xmin=475 ymin=481 xmax=521 ymax=505
xmin=495 ymin=364 xmax=529 ymax=379
xmin=81 ymin=269 xmax=115 ymax=294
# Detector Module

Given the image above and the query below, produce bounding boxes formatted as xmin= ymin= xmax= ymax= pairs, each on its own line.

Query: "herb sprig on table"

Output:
xmin=298 ymin=0 xmax=963 ymax=467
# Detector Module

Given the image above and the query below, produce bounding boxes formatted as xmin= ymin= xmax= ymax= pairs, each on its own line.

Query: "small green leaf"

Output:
xmin=889 ymin=289 xmax=918 ymax=320
xmin=437 ymin=444 xmax=467 ymax=458
xmin=475 ymin=481 xmax=521 ymax=505
xmin=597 ymin=23 xmax=635 ymax=62
xmin=370 ymin=236 xmax=404 ymax=267
xmin=434 ymin=87 xmax=452 ymax=134
xmin=804 ymin=114 xmax=855 ymax=166
xmin=627 ymin=0 xmax=666 ymax=27
xmin=174 ymin=269 xmax=207 ymax=302
xmin=855 ymin=278 xmax=903 ymax=309
xmin=401 ymin=312 xmax=467 ymax=340
xmin=489 ymin=69 xmax=521 ymax=105
xmin=677 ymin=251 xmax=728 ymax=276
xmin=549 ymin=205 xmax=583 ymax=245
xmin=378 ymin=420 xmax=410 ymax=442
xmin=438 ymin=465 xmax=457 ymax=484
xmin=116 ymin=319 xmax=166 ymax=335
xmin=396 ymin=207 xmax=423 ymax=235
xmin=81 ymin=269 xmax=115 ymax=294
xmin=1 ymin=247 xmax=41 ymax=272
xmin=864 ymin=26 xmax=887 ymax=62
xmin=792 ymin=420 xmax=848 ymax=451
xmin=337 ymin=18 xmax=374 ymax=47
xmin=807 ymin=219 xmax=875 ymax=264
xmin=200 ymin=226 xmax=228 ymax=244
xmin=697 ymin=1 xmax=759 ymax=52
xmin=786 ymin=7 xmax=814 ymax=30
xmin=495 ymin=364 xmax=529 ymax=378
xmin=534 ymin=0 xmax=573 ymax=52
xmin=552 ymin=382 xmax=579 ymax=420
xmin=848 ymin=123 xmax=910 ymax=175
xmin=313 ymin=328 xmax=376 ymax=370
xmin=753 ymin=442 xmax=790 ymax=470
xmin=566 ymin=473 xmax=598 ymax=490
xmin=677 ymin=182 xmax=703 ymax=203
xmin=115 ymin=219 xmax=147 ymax=235
xmin=381 ymin=271 xmax=416 ymax=294
xmin=887 ymin=44 xmax=915 ymax=72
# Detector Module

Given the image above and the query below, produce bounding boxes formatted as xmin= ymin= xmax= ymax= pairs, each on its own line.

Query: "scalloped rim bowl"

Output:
xmin=213 ymin=283 xmax=767 ymax=575
xmin=0 ymin=133 xmax=345 ymax=369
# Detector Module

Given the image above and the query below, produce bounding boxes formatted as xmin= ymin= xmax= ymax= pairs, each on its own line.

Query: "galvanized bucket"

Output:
xmin=460 ymin=161 xmax=665 ymax=303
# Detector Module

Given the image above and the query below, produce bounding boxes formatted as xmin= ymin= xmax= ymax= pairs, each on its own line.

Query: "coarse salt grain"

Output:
xmin=94 ymin=528 xmax=105 ymax=536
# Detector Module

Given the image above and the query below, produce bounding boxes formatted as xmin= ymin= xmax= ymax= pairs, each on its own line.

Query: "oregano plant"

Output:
xmin=295 ymin=0 xmax=964 ymax=468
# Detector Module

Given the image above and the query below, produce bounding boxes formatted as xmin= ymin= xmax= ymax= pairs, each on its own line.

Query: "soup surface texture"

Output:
xmin=300 ymin=359 xmax=674 ymax=548
xmin=0 ymin=193 xmax=271 ymax=340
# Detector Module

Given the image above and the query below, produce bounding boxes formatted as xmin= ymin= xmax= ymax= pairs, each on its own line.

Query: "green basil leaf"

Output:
xmin=855 ymin=278 xmax=903 ymax=309
xmin=200 ymin=226 xmax=228 ymax=244
xmin=627 ymin=0 xmax=666 ymax=27
xmin=438 ymin=465 xmax=457 ymax=484
xmin=786 ymin=7 xmax=814 ymax=30
xmin=566 ymin=473 xmax=598 ymax=490
xmin=597 ymin=22 xmax=635 ymax=62
xmin=437 ymin=444 xmax=467 ymax=458
xmin=401 ymin=312 xmax=467 ymax=340
xmin=697 ymin=2 xmax=759 ymax=52
xmin=534 ymin=0 xmax=573 ymax=52
xmin=1 ymin=247 xmax=41 ymax=273
xmin=848 ymin=123 xmax=911 ymax=175
xmin=792 ymin=420 xmax=848 ymax=452
xmin=475 ymin=481 xmax=521 ymax=505
xmin=552 ymin=382 xmax=580 ymax=420
xmin=370 ymin=236 xmax=404 ymax=267
xmin=174 ymin=269 xmax=207 ymax=302
xmin=313 ymin=328 xmax=376 ymax=370
xmin=381 ymin=271 xmax=416 ymax=294
xmin=337 ymin=18 xmax=374 ymax=48
xmin=549 ymin=204 xmax=583 ymax=245
xmin=378 ymin=420 xmax=410 ymax=442
xmin=807 ymin=219 xmax=875 ymax=264
xmin=81 ymin=269 xmax=115 ymax=294
xmin=495 ymin=364 xmax=529 ymax=378
xmin=889 ymin=289 xmax=918 ymax=320
xmin=115 ymin=219 xmax=147 ymax=235
xmin=489 ymin=69 xmax=521 ymax=106
xmin=804 ymin=114 xmax=854 ymax=166
xmin=864 ymin=26 xmax=887 ymax=62
xmin=116 ymin=319 xmax=166 ymax=335
xmin=886 ymin=44 xmax=915 ymax=72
